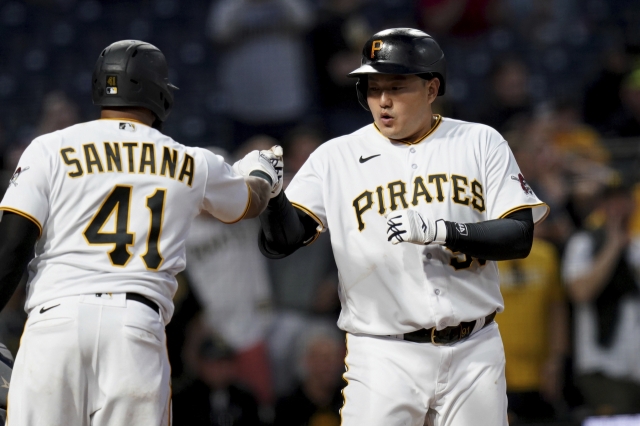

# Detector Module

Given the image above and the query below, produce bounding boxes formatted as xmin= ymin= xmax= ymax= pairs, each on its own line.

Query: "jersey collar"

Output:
xmin=373 ymin=114 xmax=442 ymax=145
xmin=99 ymin=118 xmax=150 ymax=127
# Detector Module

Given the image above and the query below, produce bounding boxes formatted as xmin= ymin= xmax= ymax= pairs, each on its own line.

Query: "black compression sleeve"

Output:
xmin=0 ymin=213 xmax=39 ymax=312
xmin=258 ymin=191 xmax=319 ymax=259
xmin=444 ymin=208 xmax=534 ymax=261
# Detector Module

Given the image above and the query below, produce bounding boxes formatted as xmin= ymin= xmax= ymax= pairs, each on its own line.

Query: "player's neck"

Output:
xmin=391 ymin=114 xmax=438 ymax=145
xmin=100 ymin=107 xmax=155 ymax=127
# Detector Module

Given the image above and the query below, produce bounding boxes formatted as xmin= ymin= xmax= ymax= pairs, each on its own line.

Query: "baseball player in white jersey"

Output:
xmin=0 ymin=40 xmax=283 ymax=426
xmin=258 ymin=29 xmax=549 ymax=426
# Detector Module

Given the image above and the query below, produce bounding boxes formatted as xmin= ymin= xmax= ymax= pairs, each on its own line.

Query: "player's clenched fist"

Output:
xmin=385 ymin=209 xmax=445 ymax=245
xmin=233 ymin=145 xmax=284 ymax=198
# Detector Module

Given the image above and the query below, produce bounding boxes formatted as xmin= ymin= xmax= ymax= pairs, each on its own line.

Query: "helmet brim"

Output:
xmin=348 ymin=62 xmax=420 ymax=77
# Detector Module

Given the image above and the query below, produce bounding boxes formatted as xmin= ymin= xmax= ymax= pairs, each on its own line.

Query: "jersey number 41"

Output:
xmin=83 ymin=184 xmax=166 ymax=270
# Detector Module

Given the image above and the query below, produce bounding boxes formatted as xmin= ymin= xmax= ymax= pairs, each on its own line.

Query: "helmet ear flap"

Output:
xmin=356 ymin=77 xmax=369 ymax=111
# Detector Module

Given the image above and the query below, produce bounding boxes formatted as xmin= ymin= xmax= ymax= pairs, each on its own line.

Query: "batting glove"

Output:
xmin=233 ymin=145 xmax=284 ymax=198
xmin=385 ymin=209 xmax=447 ymax=246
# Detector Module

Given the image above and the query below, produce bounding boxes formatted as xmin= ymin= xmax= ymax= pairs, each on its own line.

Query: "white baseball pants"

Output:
xmin=340 ymin=322 xmax=508 ymax=426
xmin=7 ymin=293 xmax=171 ymax=426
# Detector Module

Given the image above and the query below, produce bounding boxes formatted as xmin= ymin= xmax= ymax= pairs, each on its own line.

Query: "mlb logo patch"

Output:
xmin=106 ymin=75 xmax=117 ymax=95
xmin=119 ymin=122 xmax=136 ymax=132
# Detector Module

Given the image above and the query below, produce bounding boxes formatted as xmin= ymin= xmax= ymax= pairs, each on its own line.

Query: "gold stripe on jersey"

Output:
xmin=498 ymin=202 xmax=550 ymax=224
xmin=373 ymin=114 xmax=442 ymax=145
xmin=292 ymin=202 xmax=325 ymax=231
xmin=219 ymin=181 xmax=252 ymax=224
xmin=0 ymin=207 xmax=43 ymax=237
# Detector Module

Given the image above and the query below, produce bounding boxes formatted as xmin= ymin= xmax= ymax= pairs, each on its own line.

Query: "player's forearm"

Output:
xmin=258 ymin=191 xmax=308 ymax=259
xmin=0 ymin=213 xmax=39 ymax=312
xmin=444 ymin=209 xmax=534 ymax=261
xmin=243 ymin=176 xmax=272 ymax=219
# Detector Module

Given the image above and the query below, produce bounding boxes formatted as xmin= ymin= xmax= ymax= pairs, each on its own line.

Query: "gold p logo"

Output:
xmin=370 ymin=40 xmax=383 ymax=58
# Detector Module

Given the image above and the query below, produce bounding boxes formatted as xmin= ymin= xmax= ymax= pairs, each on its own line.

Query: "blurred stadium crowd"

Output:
xmin=1 ymin=0 xmax=640 ymax=425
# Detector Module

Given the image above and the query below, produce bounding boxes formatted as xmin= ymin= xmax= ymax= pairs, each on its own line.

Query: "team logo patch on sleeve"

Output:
xmin=510 ymin=173 xmax=533 ymax=196
xmin=9 ymin=166 xmax=29 ymax=186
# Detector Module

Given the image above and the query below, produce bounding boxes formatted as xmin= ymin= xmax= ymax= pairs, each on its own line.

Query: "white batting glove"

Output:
xmin=385 ymin=209 xmax=446 ymax=246
xmin=260 ymin=145 xmax=284 ymax=198
xmin=233 ymin=145 xmax=283 ymax=198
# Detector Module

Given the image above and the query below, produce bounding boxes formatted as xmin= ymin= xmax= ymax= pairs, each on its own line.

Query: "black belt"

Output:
xmin=126 ymin=293 xmax=159 ymax=314
xmin=403 ymin=311 xmax=496 ymax=345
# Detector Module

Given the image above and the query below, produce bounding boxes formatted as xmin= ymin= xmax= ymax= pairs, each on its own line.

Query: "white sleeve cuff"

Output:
xmin=433 ymin=219 xmax=447 ymax=245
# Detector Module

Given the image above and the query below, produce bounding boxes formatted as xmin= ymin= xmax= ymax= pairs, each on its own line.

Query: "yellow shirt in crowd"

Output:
xmin=497 ymin=238 xmax=564 ymax=392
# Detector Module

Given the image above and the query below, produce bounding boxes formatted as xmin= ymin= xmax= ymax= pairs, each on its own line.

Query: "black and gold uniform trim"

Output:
xmin=291 ymin=202 xmax=324 ymax=246
xmin=219 ymin=181 xmax=252 ymax=224
xmin=291 ymin=202 xmax=325 ymax=230
xmin=0 ymin=207 xmax=43 ymax=237
xmin=373 ymin=114 xmax=442 ymax=145
xmin=498 ymin=202 xmax=550 ymax=224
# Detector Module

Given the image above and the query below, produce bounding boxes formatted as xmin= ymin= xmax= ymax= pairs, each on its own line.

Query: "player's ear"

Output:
xmin=427 ymin=78 xmax=440 ymax=103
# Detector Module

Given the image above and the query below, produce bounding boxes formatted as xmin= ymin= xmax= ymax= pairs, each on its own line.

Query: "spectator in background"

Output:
xmin=551 ymin=98 xmax=610 ymax=164
xmin=173 ymin=336 xmax=262 ymax=426
xmin=562 ymin=182 xmax=640 ymax=415
xmin=608 ymin=67 xmax=640 ymax=138
xmin=584 ymin=47 xmax=631 ymax=133
xmin=474 ymin=58 xmax=534 ymax=132
xmin=497 ymin=235 xmax=569 ymax=424
xmin=507 ymin=118 xmax=575 ymax=251
xmin=417 ymin=0 xmax=500 ymax=38
xmin=273 ymin=323 xmax=345 ymax=426
xmin=309 ymin=0 xmax=371 ymax=138
xmin=184 ymin=139 xmax=276 ymax=405
xmin=207 ymin=0 xmax=313 ymax=147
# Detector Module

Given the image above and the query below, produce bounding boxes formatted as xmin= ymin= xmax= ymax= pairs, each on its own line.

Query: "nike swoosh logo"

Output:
xmin=359 ymin=154 xmax=381 ymax=163
xmin=39 ymin=304 xmax=60 ymax=314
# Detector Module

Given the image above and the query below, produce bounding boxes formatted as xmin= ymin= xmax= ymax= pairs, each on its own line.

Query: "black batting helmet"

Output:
xmin=92 ymin=40 xmax=178 ymax=122
xmin=348 ymin=28 xmax=446 ymax=111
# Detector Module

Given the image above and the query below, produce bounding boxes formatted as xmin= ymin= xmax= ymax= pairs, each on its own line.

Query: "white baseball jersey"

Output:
xmin=286 ymin=115 xmax=548 ymax=336
xmin=0 ymin=118 xmax=250 ymax=323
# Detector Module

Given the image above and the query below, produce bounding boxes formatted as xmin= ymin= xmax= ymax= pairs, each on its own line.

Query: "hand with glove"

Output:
xmin=385 ymin=209 xmax=447 ymax=246
xmin=233 ymin=145 xmax=284 ymax=198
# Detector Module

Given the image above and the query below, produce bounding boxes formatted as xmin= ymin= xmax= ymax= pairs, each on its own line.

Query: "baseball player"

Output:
xmin=258 ymin=28 xmax=549 ymax=426
xmin=0 ymin=40 xmax=282 ymax=426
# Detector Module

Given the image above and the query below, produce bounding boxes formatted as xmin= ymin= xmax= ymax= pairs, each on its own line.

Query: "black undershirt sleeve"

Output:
xmin=259 ymin=192 xmax=534 ymax=262
xmin=443 ymin=208 xmax=534 ymax=261
xmin=0 ymin=212 xmax=39 ymax=312
xmin=258 ymin=191 xmax=320 ymax=259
